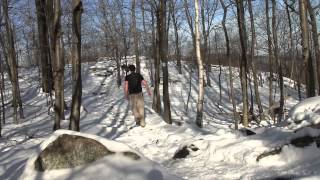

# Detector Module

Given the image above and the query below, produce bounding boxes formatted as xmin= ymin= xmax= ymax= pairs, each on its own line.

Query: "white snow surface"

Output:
xmin=287 ymin=96 xmax=320 ymax=130
xmin=1 ymin=56 xmax=320 ymax=180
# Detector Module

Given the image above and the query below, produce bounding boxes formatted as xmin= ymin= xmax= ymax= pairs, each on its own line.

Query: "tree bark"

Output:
xmin=132 ymin=0 xmax=140 ymax=73
xmin=194 ymin=0 xmax=204 ymax=128
xmin=2 ymin=0 xmax=24 ymax=123
xmin=266 ymin=0 xmax=274 ymax=111
xmin=35 ymin=0 xmax=53 ymax=93
xmin=272 ymin=0 xmax=284 ymax=122
xmin=201 ymin=0 xmax=210 ymax=87
xmin=306 ymin=0 xmax=320 ymax=95
xmin=158 ymin=0 xmax=172 ymax=124
xmin=284 ymin=0 xmax=296 ymax=82
xmin=69 ymin=0 xmax=83 ymax=132
xmin=299 ymin=0 xmax=315 ymax=97
xmin=235 ymin=0 xmax=249 ymax=127
xmin=52 ymin=0 xmax=64 ymax=130
xmin=248 ymin=0 xmax=263 ymax=118
xmin=220 ymin=0 xmax=237 ymax=129
xmin=0 ymin=35 xmax=6 ymax=124
xmin=169 ymin=0 xmax=182 ymax=74
xmin=152 ymin=9 xmax=161 ymax=113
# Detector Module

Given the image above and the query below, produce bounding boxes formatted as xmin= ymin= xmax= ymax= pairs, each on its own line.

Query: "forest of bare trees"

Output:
xmin=0 ymin=0 xmax=319 ymax=134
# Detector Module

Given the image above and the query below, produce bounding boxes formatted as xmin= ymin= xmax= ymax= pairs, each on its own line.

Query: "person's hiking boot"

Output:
xmin=135 ymin=120 xmax=140 ymax=126
xmin=140 ymin=120 xmax=146 ymax=127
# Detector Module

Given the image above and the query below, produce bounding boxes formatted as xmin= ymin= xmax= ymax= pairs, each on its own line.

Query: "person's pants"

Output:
xmin=129 ymin=92 xmax=145 ymax=127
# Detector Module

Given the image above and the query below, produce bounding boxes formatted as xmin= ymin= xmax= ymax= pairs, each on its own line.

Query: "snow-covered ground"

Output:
xmin=1 ymin=56 xmax=320 ymax=180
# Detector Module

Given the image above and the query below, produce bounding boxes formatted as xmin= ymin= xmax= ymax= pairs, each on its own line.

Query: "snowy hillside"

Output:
xmin=1 ymin=57 xmax=320 ymax=180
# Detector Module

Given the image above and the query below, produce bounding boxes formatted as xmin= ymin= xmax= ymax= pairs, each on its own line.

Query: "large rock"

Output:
xmin=34 ymin=134 xmax=116 ymax=171
xmin=21 ymin=130 xmax=181 ymax=180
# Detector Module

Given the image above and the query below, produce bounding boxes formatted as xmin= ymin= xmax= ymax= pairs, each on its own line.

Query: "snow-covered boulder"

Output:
xmin=288 ymin=96 xmax=320 ymax=130
xmin=21 ymin=130 xmax=181 ymax=180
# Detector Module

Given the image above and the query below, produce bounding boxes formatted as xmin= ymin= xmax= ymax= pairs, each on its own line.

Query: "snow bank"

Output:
xmin=288 ymin=96 xmax=320 ymax=130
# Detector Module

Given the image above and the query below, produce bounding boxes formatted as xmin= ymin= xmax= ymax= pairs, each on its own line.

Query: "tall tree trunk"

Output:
xmin=169 ymin=0 xmax=182 ymax=74
xmin=132 ymin=0 xmax=140 ymax=73
xmin=248 ymin=0 xmax=263 ymax=118
xmin=306 ymin=0 xmax=320 ymax=95
xmin=299 ymin=0 xmax=315 ymax=97
xmin=0 ymin=50 xmax=6 ymax=124
xmin=158 ymin=0 xmax=172 ymax=124
xmin=235 ymin=0 xmax=249 ymax=127
xmin=142 ymin=0 xmax=154 ymax=85
xmin=194 ymin=0 xmax=204 ymax=128
xmin=183 ymin=0 xmax=196 ymax=54
xmin=152 ymin=9 xmax=161 ymax=113
xmin=69 ymin=0 xmax=83 ymax=132
xmin=220 ymin=0 xmax=237 ymax=129
xmin=35 ymin=0 xmax=53 ymax=93
xmin=2 ymin=0 xmax=24 ymax=123
xmin=272 ymin=0 xmax=284 ymax=122
xmin=201 ymin=0 xmax=211 ymax=87
xmin=284 ymin=0 xmax=296 ymax=82
xmin=0 ymin=29 xmax=6 ymax=124
xmin=116 ymin=47 xmax=121 ymax=88
xmin=266 ymin=0 xmax=274 ymax=111
xmin=52 ymin=0 xmax=64 ymax=130
xmin=0 ymin=53 xmax=5 ymax=124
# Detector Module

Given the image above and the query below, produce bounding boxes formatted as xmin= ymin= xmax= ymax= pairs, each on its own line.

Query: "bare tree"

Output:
xmin=2 ymin=0 xmax=24 ymax=124
xmin=235 ymin=0 xmax=249 ymax=127
xmin=271 ymin=0 xmax=284 ymax=122
xmin=35 ymin=0 xmax=53 ymax=93
xmin=132 ymin=0 xmax=140 ymax=73
xmin=265 ymin=0 xmax=274 ymax=112
xmin=201 ymin=0 xmax=218 ymax=87
xmin=0 ymin=6 xmax=6 ymax=125
xmin=248 ymin=0 xmax=263 ymax=119
xmin=151 ymin=6 xmax=161 ymax=114
xmin=141 ymin=0 xmax=155 ymax=85
xmin=169 ymin=0 xmax=182 ymax=74
xmin=157 ymin=0 xmax=172 ymax=124
xmin=52 ymin=0 xmax=64 ymax=130
xmin=219 ymin=0 xmax=237 ymax=129
xmin=69 ymin=0 xmax=83 ymax=131
xmin=306 ymin=0 xmax=320 ymax=95
xmin=299 ymin=0 xmax=315 ymax=97
xmin=194 ymin=0 xmax=204 ymax=128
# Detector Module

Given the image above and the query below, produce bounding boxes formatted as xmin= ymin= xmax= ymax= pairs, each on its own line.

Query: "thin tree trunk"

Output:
xmin=2 ymin=0 xmax=24 ymax=123
xmin=69 ymin=0 xmax=83 ymax=132
xmin=248 ymin=0 xmax=263 ymax=118
xmin=142 ymin=0 xmax=154 ymax=85
xmin=169 ymin=0 xmax=182 ymax=74
xmin=52 ymin=0 xmax=64 ymax=130
xmin=0 ymin=52 xmax=5 ymax=124
xmin=201 ymin=0 xmax=211 ymax=87
xmin=236 ymin=0 xmax=249 ymax=127
xmin=152 ymin=9 xmax=161 ymax=113
xmin=266 ymin=0 xmax=274 ymax=111
xmin=116 ymin=47 xmax=121 ymax=88
xmin=219 ymin=0 xmax=237 ymax=129
xmin=272 ymin=0 xmax=284 ymax=122
xmin=194 ymin=0 xmax=204 ymax=128
xmin=132 ymin=0 xmax=140 ymax=73
xmin=306 ymin=0 xmax=320 ymax=95
xmin=284 ymin=0 xmax=296 ymax=83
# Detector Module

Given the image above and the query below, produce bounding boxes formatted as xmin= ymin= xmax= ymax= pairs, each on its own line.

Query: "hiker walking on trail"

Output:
xmin=124 ymin=65 xmax=151 ymax=127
